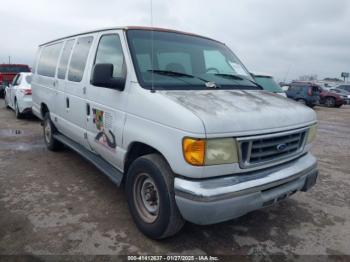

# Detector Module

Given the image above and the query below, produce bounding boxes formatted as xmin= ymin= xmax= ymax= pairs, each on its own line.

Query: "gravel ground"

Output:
xmin=0 ymin=99 xmax=349 ymax=257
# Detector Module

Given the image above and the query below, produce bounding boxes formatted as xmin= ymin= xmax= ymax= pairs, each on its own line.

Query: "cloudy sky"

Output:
xmin=0 ymin=0 xmax=349 ymax=81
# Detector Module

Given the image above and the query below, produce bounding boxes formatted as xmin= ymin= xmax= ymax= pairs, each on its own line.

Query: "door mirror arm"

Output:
xmin=91 ymin=63 xmax=125 ymax=91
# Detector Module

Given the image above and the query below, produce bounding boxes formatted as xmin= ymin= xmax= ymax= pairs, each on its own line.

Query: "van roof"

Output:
xmin=39 ymin=26 xmax=223 ymax=47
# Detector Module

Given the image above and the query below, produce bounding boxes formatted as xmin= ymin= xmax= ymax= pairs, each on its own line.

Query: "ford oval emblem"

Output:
xmin=276 ymin=143 xmax=287 ymax=151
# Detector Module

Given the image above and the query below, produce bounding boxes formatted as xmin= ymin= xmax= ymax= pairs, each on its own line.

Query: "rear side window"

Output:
xmin=25 ymin=75 xmax=32 ymax=84
xmin=289 ymin=85 xmax=301 ymax=92
xmin=68 ymin=36 xmax=93 ymax=82
xmin=12 ymin=75 xmax=20 ymax=85
xmin=37 ymin=42 xmax=63 ymax=77
xmin=57 ymin=39 xmax=75 ymax=79
xmin=95 ymin=34 xmax=125 ymax=78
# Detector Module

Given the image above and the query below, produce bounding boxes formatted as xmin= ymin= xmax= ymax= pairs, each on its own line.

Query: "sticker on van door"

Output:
xmin=92 ymin=108 xmax=116 ymax=151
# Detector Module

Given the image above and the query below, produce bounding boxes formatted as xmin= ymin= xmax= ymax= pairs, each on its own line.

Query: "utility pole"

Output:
xmin=8 ymin=56 xmax=11 ymax=64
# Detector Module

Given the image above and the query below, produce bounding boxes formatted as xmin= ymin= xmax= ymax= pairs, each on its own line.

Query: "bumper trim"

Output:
xmin=175 ymin=153 xmax=317 ymax=202
xmin=174 ymin=153 xmax=318 ymax=225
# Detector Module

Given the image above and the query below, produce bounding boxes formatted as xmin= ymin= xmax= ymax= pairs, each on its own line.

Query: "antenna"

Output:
xmin=150 ymin=0 xmax=156 ymax=93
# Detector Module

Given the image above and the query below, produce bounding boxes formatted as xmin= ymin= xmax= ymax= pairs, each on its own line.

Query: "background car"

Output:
xmin=4 ymin=72 xmax=33 ymax=118
xmin=286 ymin=82 xmax=320 ymax=108
xmin=0 ymin=64 xmax=31 ymax=98
xmin=316 ymin=86 xmax=343 ymax=108
xmin=330 ymin=88 xmax=350 ymax=105
xmin=333 ymin=83 xmax=350 ymax=92
xmin=251 ymin=72 xmax=286 ymax=97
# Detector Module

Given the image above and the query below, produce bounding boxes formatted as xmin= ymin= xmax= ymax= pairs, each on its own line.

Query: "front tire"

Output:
xmin=126 ymin=154 xmax=184 ymax=239
xmin=43 ymin=113 xmax=62 ymax=151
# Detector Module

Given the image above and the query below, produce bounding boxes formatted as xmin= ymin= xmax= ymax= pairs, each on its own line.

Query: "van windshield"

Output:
xmin=126 ymin=30 xmax=259 ymax=90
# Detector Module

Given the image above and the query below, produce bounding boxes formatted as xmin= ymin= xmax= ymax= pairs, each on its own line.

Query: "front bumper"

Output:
xmin=175 ymin=153 xmax=318 ymax=225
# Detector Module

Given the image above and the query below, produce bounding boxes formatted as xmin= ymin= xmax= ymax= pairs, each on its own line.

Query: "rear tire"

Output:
xmin=15 ymin=100 xmax=23 ymax=119
xmin=43 ymin=112 xmax=62 ymax=151
xmin=126 ymin=154 xmax=184 ymax=239
xmin=297 ymin=99 xmax=306 ymax=105
xmin=4 ymin=95 xmax=10 ymax=109
xmin=325 ymin=97 xmax=336 ymax=107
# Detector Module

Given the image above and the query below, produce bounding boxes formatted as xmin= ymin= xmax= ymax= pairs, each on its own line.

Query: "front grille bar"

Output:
xmin=237 ymin=127 xmax=308 ymax=169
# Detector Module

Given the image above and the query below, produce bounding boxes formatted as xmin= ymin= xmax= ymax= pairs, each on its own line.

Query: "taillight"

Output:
xmin=308 ymin=87 xmax=313 ymax=96
xmin=21 ymin=89 xmax=32 ymax=95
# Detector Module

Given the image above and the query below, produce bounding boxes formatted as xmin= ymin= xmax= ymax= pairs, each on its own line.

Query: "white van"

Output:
xmin=32 ymin=27 xmax=318 ymax=239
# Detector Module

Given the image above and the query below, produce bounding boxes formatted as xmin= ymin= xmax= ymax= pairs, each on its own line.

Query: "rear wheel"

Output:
xmin=43 ymin=112 xmax=62 ymax=151
xmin=297 ymin=99 xmax=306 ymax=105
xmin=325 ymin=97 xmax=336 ymax=107
xmin=4 ymin=95 xmax=10 ymax=109
xmin=126 ymin=154 xmax=184 ymax=239
xmin=15 ymin=100 xmax=23 ymax=119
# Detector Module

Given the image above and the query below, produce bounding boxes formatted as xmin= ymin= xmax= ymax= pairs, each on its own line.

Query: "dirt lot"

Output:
xmin=0 ymin=99 xmax=349 ymax=257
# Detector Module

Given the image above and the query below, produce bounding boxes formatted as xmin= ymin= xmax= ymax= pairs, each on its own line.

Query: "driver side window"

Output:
xmin=95 ymin=34 xmax=126 ymax=78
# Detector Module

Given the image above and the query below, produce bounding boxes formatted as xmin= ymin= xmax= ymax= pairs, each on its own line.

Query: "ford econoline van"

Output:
xmin=32 ymin=27 xmax=318 ymax=239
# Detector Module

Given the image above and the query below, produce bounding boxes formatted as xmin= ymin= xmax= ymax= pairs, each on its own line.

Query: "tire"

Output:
xmin=4 ymin=95 xmax=10 ymax=109
xmin=325 ymin=97 xmax=336 ymax=107
xmin=297 ymin=99 xmax=306 ymax=105
xmin=15 ymin=100 xmax=23 ymax=119
xmin=43 ymin=112 xmax=62 ymax=151
xmin=126 ymin=154 xmax=184 ymax=239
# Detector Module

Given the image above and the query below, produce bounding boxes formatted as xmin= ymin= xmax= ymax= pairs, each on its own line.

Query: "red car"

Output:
xmin=317 ymin=86 xmax=343 ymax=108
xmin=0 ymin=64 xmax=31 ymax=98
xmin=291 ymin=81 xmax=343 ymax=108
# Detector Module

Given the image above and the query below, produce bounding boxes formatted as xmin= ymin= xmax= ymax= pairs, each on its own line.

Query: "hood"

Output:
xmin=161 ymin=90 xmax=317 ymax=135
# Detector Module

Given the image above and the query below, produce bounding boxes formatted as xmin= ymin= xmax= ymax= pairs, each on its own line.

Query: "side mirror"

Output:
xmin=91 ymin=63 xmax=125 ymax=91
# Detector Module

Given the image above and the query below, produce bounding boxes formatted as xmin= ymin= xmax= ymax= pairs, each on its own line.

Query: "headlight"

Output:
xmin=307 ymin=124 xmax=318 ymax=144
xmin=183 ymin=137 xmax=238 ymax=166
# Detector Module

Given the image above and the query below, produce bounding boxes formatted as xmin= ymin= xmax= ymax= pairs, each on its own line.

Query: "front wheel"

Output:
xmin=126 ymin=154 xmax=184 ymax=239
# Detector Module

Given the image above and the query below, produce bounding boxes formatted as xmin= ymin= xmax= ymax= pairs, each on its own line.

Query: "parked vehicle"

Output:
xmin=334 ymin=83 xmax=350 ymax=92
xmin=316 ymin=86 xmax=343 ymax=108
xmin=4 ymin=73 xmax=33 ymax=118
xmin=286 ymin=82 xmax=320 ymax=107
xmin=251 ymin=73 xmax=286 ymax=97
xmin=329 ymin=88 xmax=350 ymax=105
xmin=0 ymin=64 xmax=31 ymax=98
xmin=32 ymin=27 xmax=318 ymax=239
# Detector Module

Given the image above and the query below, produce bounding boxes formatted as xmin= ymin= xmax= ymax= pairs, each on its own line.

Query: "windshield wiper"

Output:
xmin=214 ymin=73 xmax=263 ymax=89
xmin=148 ymin=70 xmax=219 ymax=89
xmin=214 ymin=73 xmax=244 ymax=80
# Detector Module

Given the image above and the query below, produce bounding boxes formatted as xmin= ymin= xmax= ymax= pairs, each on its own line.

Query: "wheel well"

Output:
xmin=124 ymin=142 xmax=161 ymax=178
xmin=40 ymin=103 xmax=49 ymax=118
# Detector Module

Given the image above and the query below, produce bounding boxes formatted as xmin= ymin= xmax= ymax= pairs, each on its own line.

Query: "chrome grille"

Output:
xmin=238 ymin=129 xmax=307 ymax=169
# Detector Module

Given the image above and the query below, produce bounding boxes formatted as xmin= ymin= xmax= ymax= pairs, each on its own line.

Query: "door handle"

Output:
xmin=86 ymin=103 xmax=90 ymax=116
xmin=66 ymin=97 xmax=70 ymax=108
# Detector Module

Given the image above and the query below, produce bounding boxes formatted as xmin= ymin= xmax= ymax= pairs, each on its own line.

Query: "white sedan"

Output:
xmin=4 ymin=72 xmax=33 ymax=119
